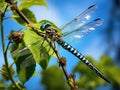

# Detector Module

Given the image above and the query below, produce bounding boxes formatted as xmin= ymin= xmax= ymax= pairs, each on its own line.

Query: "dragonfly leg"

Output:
xmin=50 ymin=42 xmax=56 ymax=56
xmin=40 ymin=37 xmax=46 ymax=56
xmin=47 ymin=43 xmax=52 ymax=54
xmin=47 ymin=41 xmax=55 ymax=56
xmin=41 ymin=38 xmax=46 ymax=47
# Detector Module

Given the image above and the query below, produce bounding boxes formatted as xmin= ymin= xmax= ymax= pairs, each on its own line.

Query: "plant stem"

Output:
xmin=44 ymin=39 xmax=78 ymax=90
xmin=48 ymin=41 xmax=69 ymax=79
xmin=0 ymin=4 xmax=22 ymax=90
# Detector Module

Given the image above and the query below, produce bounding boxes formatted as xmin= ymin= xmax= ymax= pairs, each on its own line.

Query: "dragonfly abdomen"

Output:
xmin=57 ymin=39 xmax=110 ymax=83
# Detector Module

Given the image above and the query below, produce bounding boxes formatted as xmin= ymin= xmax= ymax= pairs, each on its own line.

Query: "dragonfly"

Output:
xmin=11 ymin=5 xmax=110 ymax=83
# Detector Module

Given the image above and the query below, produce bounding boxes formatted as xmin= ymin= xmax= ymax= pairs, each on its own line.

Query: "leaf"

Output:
xmin=0 ymin=0 xmax=8 ymax=16
xmin=41 ymin=66 xmax=68 ymax=90
xmin=18 ymin=0 xmax=47 ymax=9
xmin=23 ymin=29 xmax=51 ymax=69
xmin=0 ymin=0 xmax=5 ymax=8
xmin=33 ymin=19 xmax=62 ymax=57
xmin=38 ymin=20 xmax=62 ymax=35
xmin=9 ymin=19 xmax=62 ymax=82
xmin=10 ymin=42 xmax=36 ymax=84
xmin=23 ymin=20 xmax=62 ymax=69
xmin=12 ymin=8 xmax=36 ymax=25
xmin=39 ymin=47 xmax=50 ymax=69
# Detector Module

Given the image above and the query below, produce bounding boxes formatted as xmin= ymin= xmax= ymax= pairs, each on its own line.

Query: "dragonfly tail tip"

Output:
xmin=94 ymin=18 xmax=101 ymax=21
xmin=88 ymin=4 xmax=97 ymax=9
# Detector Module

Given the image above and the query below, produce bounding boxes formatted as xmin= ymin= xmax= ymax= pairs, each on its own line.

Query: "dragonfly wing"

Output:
xmin=11 ymin=39 xmax=55 ymax=59
xmin=11 ymin=40 xmax=42 ymax=58
xmin=61 ymin=5 xmax=97 ymax=34
xmin=62 ymin=18 xmax=103 ymax=42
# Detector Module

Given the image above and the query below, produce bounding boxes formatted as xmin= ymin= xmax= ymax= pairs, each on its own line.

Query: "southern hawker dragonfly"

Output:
xmin=10 ymin=5 xmax=110 ymax=83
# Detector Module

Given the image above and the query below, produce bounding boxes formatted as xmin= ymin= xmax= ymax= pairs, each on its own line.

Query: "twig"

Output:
xmin=15 ymin=7 xmax=31 ymax=24
xmin=5 ymin=0 xmax=31 ymax=25
xmin=45 ymin=39 xmax=78 ymax=90
xmin=47 ymin=40 xmax=69 ymax=79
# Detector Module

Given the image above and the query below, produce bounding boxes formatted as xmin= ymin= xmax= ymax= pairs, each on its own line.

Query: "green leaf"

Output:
xmin=9 ymin=19 xmax=62 ymax=82
xmin=23 ymin=29 xmax=51 ymax=69
xmin=41 ymin=66 xmax=68 ymax=90
xmin=0 ymin=0 xmax=5 ymax=8
xmin=0 ymin=1 xmax=8 ymax=15
xmin=44 ymin=20 xmax=61 ymax=33
xmin=0 ymin=83 xmax=6 ymax=89
xmin=39 ymin=47 xmax=50 ymax=69
xmin=19 ymin=0 xmax=47 ymax=9
xmin=23 ymin=20 xmax=62 ymax=69
xmin=12 ymin=8 xmax=36 ymax=25
xmin=10 ymin=42 xmax=36 ymax=84
xmin=33 ymin=19 xmax=62 ymax=57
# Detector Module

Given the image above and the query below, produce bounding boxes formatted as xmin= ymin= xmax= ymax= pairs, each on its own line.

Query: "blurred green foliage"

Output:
xmin=73 ymin=55 xmax=120 ymax=89
xmin=41 ymin=66 xmax=68 ymax=90
xmin=40 ymin=55 xmax=120 ymax=90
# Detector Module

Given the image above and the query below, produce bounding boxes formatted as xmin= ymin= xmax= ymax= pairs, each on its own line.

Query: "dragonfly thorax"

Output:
xmin=40 ymin=22 xmax=61 ymax=41
xmin=45 ymin=26 xmax=61 ymax=41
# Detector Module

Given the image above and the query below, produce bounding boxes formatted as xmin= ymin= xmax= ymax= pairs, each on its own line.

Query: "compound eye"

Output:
xmin=40 ymin=22 xmax=51 ymax=31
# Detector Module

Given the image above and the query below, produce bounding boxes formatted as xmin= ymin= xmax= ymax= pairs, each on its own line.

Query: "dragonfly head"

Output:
xmin=40 ymin=22 xmax=51 ymax=31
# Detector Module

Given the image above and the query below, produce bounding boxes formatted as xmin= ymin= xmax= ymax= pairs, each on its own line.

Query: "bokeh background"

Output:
xmin=0 ymin=0 xmax=120 ymax=90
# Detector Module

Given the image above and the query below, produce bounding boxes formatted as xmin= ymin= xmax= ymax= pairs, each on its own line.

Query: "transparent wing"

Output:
xmin=9 ymin=41 xmax=41 ymax=69
xmin=61 ymin=5 xmax=97 ymax=34
xmin=11 ymin=39 xmax=55 ymax=58
xmin=11 ymin=40 xmax=43 ymax=58
xmin=62 ymin=18 xmax=103 ymax=42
